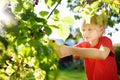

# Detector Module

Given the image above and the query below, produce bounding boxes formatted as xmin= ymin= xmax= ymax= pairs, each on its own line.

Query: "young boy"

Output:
xmin=55 ymin=14 xmax=120 ymax=80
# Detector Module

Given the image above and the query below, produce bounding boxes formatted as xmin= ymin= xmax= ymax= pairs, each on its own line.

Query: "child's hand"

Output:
xmin=53 ymin=42 xmax=62 ymax=57
xmin=53 ymin=43 xmax=71 ymax=58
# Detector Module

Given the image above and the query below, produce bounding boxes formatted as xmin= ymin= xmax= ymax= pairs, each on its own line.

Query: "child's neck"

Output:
xmin=89 ymin=38 xmax=99 ymax=47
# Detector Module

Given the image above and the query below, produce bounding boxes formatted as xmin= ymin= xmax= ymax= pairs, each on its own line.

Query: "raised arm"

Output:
xmin=59 ymin=45 xmax=110 ymax=60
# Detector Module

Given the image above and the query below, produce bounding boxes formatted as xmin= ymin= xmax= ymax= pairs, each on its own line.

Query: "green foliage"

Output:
xmin=0 ymin=0 xmax=68 ymax=80
xmin=61 ymin=16 xmax=74 ymax=25
xmin=114 ymin=44 xmax=120 ymax=74
xmin=0 ymin=0 xmax=75 ymax=79
xmin=45 ymin=0 xmax=60 ymax=8
xmin=49 ymin=70 xmax=86 ymax=80
xmin=48 ymin=15 xmax=74 ymax=41
xmin=0 ymin=36 xmax=9 ymax=49
xmin=0 ymin=0 xmax=120 ymax=80
xmin=49 ymin=22 xmax=70 ymax=41
xmin=67 ymin=0 xmax=120 ymax=27
xmin=39 ymin=11 xmax=49 ymax=17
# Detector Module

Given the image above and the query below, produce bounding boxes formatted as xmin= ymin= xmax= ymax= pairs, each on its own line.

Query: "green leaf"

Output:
xmin=61 ymin=16 xmax=75 ymax=24
xmin=35 ymin=17 xmax=47 ymax=24
xmin=45 ymin=0 xmax=56 ymax=8
xmin=52 ymin=9 xmax=60 ymax=21
xmin=54 ymin=9 xmax=60 ymax=15
xmin=50 ymin=24 xmax=70 ymax=41
xmin=0 ymin=36 xmax=9 ymax=49
xmin=23 ymin=1 xmax=34 ymax=10
xmin=102 ymin=0 xmax=111 ymax=4
xmin=13 ymin=3 xmax=23 ymax=13
xmin=39 ymin=11 xmax=49 ymax=17
xmin=28 ymin=40 xmax=41 ymax=49
xmin=16 ymin=37 xmax=27 ymax=46
xmin=21 ymin=46 xmax=31 ymax=58
xmin=21 ymin=13 xmax=29 ymax=20
xmin=91 ymin=1 xmax=99 ymax=9
xmin=44 ymin=27 xmax=52 ymax=36
xmin=115 ymin=28 xmax=119 ymax=31
xmin=5 ymin=65 xmax=15 ymax=76
xmin=4 ymin=25 xmax=19 ymax=36
xmin=109 ymin=4 xmax=119 ymax=14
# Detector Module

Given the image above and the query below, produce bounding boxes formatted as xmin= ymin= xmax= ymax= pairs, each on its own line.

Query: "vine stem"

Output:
xmin=47 ymin=0 xmax=62 ymax=19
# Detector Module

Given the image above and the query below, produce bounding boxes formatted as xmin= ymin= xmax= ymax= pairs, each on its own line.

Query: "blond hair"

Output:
xmin=83 ymin=13 xmax=108 ymax=28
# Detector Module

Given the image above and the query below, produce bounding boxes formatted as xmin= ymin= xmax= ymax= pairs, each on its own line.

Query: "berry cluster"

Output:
xmin=33 ymin=0 xmax=39 ymax=6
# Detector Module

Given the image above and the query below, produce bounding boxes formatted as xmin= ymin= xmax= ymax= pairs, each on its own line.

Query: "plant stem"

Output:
xmin=47 ymin=0 xmax=62 ymax=19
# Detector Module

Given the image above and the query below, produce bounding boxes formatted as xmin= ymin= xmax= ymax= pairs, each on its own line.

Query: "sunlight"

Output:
xmin=106 ymin=23 xmax=120 ymax=44
xmin=0 ymin=0 xmax=8 ymax=21
xmin=0 ymin=8 xmax=9 ymax=23
xmin=0 ymin=0 xmax=17 ymax=25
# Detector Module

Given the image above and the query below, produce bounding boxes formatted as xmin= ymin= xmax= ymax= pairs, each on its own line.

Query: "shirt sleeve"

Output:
xmin=100 ymin=36 xmax=114 ymax=56
xmin=74 ymin=42 xmax=90 ymax=58
xmin=75 ymin=41 xmax=90 ymax=48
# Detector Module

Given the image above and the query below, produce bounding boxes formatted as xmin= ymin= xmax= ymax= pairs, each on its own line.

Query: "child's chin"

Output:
xmin=85 ymin=39 xmax=90 ymax=41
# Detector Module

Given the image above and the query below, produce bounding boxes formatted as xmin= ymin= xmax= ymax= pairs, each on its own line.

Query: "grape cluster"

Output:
xmin=30 ymin=28 xmax=45 ymax=40
xmin=33 ymin=0 xmax=39 ymax=6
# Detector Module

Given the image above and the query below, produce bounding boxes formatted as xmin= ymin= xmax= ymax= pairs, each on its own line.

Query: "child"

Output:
xmin=55 ymin=14 xmax=120 ymax=80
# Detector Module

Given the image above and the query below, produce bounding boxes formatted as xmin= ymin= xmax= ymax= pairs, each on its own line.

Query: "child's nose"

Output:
xmin=84 ymin=31 xmax=89 ymax=36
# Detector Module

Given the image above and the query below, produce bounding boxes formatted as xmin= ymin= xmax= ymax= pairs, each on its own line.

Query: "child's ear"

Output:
xmin=100 ymin=26 xmax=105 ymax=34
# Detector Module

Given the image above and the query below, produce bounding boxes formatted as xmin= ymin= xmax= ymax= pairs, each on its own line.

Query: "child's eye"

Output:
xmin=88 ymin=28 xmax=92 ymax=31
xmin=88 ymin=29 xmax=91 ymax=31
xmin=82 ymin=29 xmax=85 ymax=32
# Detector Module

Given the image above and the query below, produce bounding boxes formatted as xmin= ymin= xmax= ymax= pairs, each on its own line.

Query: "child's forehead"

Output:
xmin=81 ymin=24 xmax=96 ymax=28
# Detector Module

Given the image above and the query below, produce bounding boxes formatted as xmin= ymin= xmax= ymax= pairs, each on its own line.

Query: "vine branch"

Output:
xmin=47 ymin=0 xmax=62 ymax=19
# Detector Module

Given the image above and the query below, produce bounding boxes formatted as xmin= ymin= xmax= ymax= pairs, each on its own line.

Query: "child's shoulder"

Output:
xmin=100 ymin=36 xmax=112 ymax=41
xmin=99 ymin=36 xmax=113 ymax=46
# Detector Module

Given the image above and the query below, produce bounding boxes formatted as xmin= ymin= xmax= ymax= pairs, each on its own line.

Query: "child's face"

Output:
xmin=80 ymin=24 xmax=103 ymax=42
